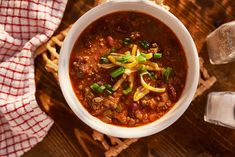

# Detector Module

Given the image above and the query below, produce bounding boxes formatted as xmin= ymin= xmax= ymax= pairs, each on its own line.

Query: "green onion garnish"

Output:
xmin=162 ymin=67 xmax=172 ymax=81
xmin=138 ymin=65 xmax=147 ymax=74
xmin=90 ymin=83 xmax=100 ymax=92
xmin=90 ymin=83 xmax=106 ymax=93
xmin=100 ymin=56 xmax=110 ymax=64
xmin=123 ymin=87 xmax=132 ymax=95
xmin=105 ymin=84 xmax=113 ymax=94
xmin=140 ymin=40 xmax=150 ymax=49
xmin=154 ymin=53 xmax=162 ymax=59
xmin=110 ymin=67 xmax=126 ymax=78
xmin=97 ymin=85 xmax=106 ymax=93
xmin=123 ymin=38 xmax=132 ymax=45
xmin=136 ymin=54 xmax=146 ymax=63
xmin=117 ymin=54 xmax=132 ymax=63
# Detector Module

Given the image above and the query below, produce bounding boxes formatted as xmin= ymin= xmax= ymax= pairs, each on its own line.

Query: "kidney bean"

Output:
xmin=128 ymin=103 xmax=139 ymax=118
xmin=168 ymin=85 xmax=177 ymax=102
xmin=107 ymin=36 xmax=114 ymax=47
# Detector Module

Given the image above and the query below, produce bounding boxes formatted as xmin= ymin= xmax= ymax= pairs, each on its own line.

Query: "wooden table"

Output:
xmin=24 ymin=0 xmax=235 ymax=156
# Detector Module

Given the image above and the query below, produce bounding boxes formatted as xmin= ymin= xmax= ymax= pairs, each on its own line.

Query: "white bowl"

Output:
xmin=58 ymin=0 xmax=200 ymax=138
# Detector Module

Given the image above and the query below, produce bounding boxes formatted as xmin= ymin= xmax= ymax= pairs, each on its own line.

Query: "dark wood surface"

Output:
xmin=24 ymin=0 xmax=235 ymax=156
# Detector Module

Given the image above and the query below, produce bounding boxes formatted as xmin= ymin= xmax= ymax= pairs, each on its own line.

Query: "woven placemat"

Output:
xmin=35 ymin=1 xmax=217 ymax=157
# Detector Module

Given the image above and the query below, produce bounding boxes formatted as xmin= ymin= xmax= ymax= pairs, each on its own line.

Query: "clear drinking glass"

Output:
xmin=205 ymin=92 xmax=235 ymax=129
xmin=207 ymin=21 xmax=235 ymax=64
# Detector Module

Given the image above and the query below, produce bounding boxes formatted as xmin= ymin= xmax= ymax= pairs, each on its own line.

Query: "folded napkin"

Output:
xmin=0 ymin=1 xmax=67 ymax=156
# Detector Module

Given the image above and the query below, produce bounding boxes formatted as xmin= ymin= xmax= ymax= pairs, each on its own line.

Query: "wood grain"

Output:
xmin=24 ymin=0 xmax=235 ymax=157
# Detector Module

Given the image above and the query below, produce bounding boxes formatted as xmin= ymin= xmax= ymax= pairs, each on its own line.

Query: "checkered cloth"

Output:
xmin=0 ymin=0 xmax=67 ymax=156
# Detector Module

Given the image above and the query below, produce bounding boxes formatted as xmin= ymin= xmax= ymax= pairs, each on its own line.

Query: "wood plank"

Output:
xmin=23 ymin=125 xmax=80 ymax=157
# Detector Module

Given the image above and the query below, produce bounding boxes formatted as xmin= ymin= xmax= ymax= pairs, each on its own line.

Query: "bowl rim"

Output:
xmin=58 ymin=0 xmax=200 ymax=138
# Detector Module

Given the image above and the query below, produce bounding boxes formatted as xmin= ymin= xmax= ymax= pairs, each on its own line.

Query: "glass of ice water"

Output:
xmin=207 ymin=21 xmax=235 ymax=64
xmin=205 ymin=92 xmax=235 ymax=128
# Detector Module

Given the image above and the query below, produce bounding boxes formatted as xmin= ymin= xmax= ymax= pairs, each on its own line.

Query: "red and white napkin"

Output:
xmin=0 ymin=1 xmax=67 ymax=156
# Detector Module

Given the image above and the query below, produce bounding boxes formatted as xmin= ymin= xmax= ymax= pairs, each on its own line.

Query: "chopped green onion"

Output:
xmin=117 ymin=54 xmax=132 ymax=63
xmin=138 ymin=66 xmax=147 ymax=74
xmin=110 ymin=67 xmax=126 ymax=78
xmin=90 ymin=83 xmax=106 ymax=93
xmin=105 ymin=84 xmax=113 ymax=91
xmin=154 ymin=53 xmax=162 ymax=59
xmin=105 ymin=84 xmax=113 ymax=94
xmin=106 ymin=90 xmax=113 ymax=95
xmin=100 ymin=56 xmax=110 ymax=64
xmin=162 ymin=67 xmax=172 ymax=81
xmin=97 ymin=85 xmax=106 ymax=93
xmin=140 ymin=40 xmax=150 ymax=49
xmin=90 ymin=83 xmax=99 ymax=91
xmin=123 ymin=38 xmax=132 ymax=45
xmin=136 ymin=54 xmax=146 ymax=63
xmin=123 ymin=87 xmax=132 ymax=95
xmin=90 ymin=83 xmax=100 ymax=92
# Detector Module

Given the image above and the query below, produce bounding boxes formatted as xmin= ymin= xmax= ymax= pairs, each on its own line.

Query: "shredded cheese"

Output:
xmin=100 ymin=44 xmax=166 ymax=101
